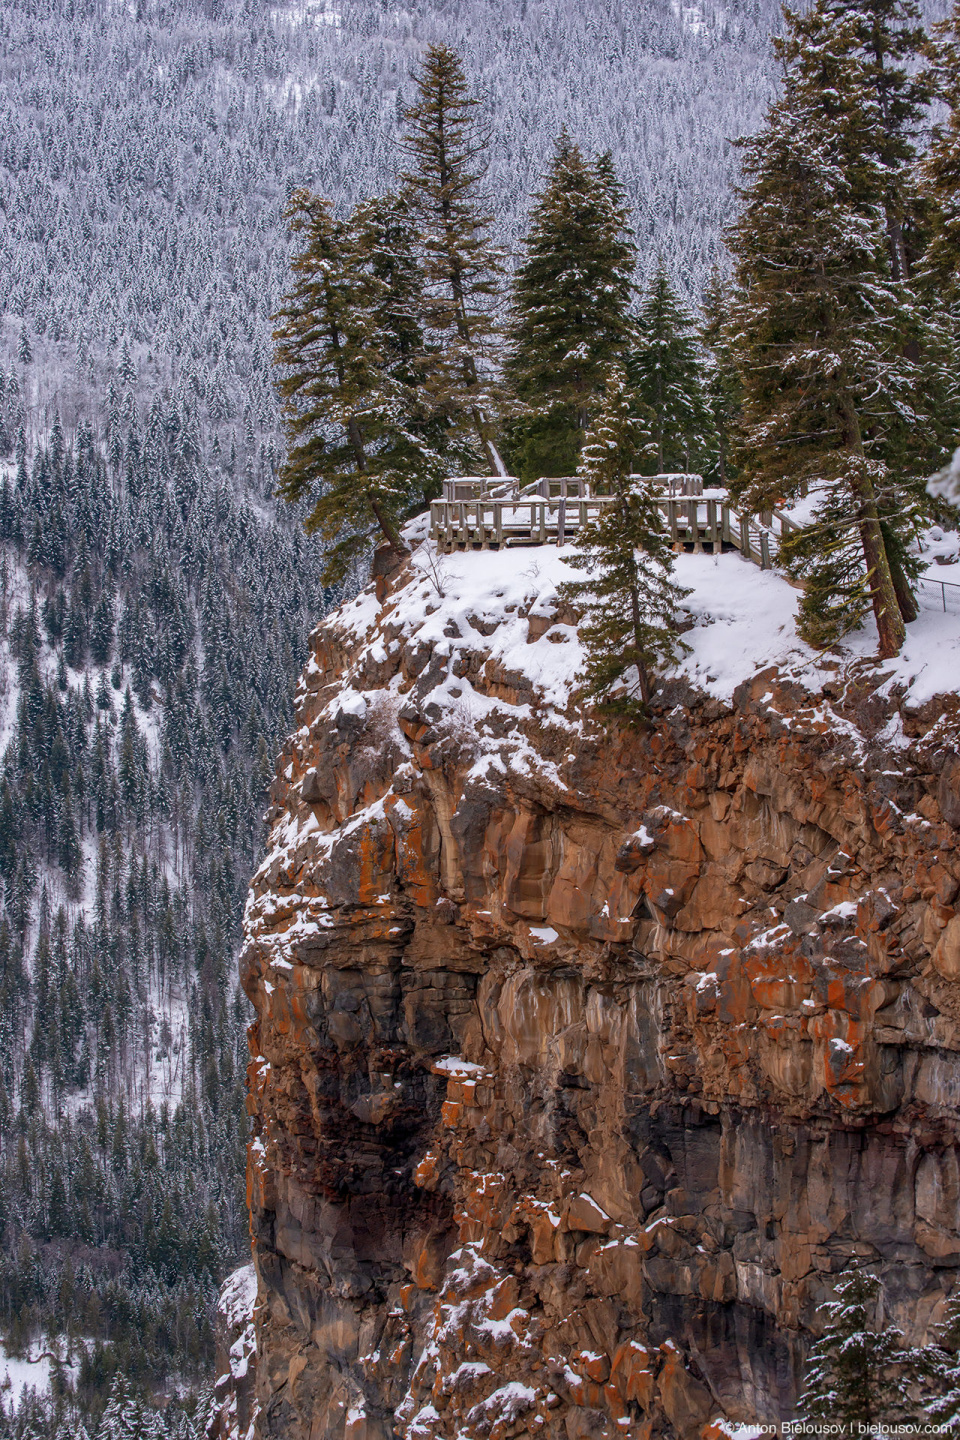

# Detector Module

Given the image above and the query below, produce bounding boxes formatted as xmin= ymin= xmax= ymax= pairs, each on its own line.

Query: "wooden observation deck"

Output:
xmin=430 ymin=475 xmax=800 ymax=572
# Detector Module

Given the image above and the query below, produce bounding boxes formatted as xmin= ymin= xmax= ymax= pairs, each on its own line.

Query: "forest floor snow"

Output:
xmin=0 ymin=1340 xmax=80 ymax=1408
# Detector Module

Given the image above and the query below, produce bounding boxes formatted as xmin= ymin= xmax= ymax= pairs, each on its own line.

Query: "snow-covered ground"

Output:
xmin=336 ymin=517 xmax=960 ymax=723
xmin=0 ymin=1341 xmax=79 ymax=1408
xmin=302 ymin=517 xmax=960 ymax=825
xmin=674 ymin=539 xmax=960 ymax=707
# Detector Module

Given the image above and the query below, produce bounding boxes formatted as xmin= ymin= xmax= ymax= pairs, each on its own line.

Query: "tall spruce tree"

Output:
xmin=628 ymin=258 xmax=712 ymax=476
xmin=504 ymin=132 xmax=637 ymax=478
xmin=789 ymin=0 xmax=931 ymax=282
xmin=272 ymin=190 xmax=444 ymax=583
xmin=921 ymin=4 xmax=960 ymax=305
xmin=700 ymin=270 xmax=742 ymax=489
xmin=559 ymin=375 xmax=688 ymax=719
xmin=797 ymin=1270 xmax=916 ymax=1433
xmin=351 ymin=191 xmax=455 ymax=475
xmin=400 ymin=45 xmax=503 ymax=475
xmin=726 ymin=6 xmax=942 ymax=658
xmin=921 ymin=1294 xmax=960 ymax=1430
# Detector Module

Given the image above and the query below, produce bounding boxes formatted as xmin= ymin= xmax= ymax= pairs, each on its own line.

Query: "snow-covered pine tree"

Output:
xmin=921 ymin=3 xmax=960 ymax=306
xmin=504 ymin=132 xmax=637 ymax=478
xmin=351 ymin=191 xmax=461 ymax=476
xmin=920 ymin=1294 xmax=960 ymax=1431
xmin=559 ymin=375 xmax=689 ymax=719
xmin=700 ymin=270 xmax=742 ymax=489
xmin=726 ymin=4 xmax=942 ymax=658
xmin=97 ymin=1376 xmax=141 ymax=1440
xmin=799 ymin=0 xmax=931 ymax=282
xmin=272 ymin=190 xmax=445 ymax=582
xmin=628 ymin=257 xmax=713 ymax=476
xmin=400 ymin=45 xmax=503 ymax=475
xmin=797 ymin=1269 xmax=916 ymax=1433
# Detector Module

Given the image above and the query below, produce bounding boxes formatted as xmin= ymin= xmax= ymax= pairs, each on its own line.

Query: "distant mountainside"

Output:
xmin=0 ymin=0 xmax=788 ymax=454
xmin=0 ymin=408 xmax=326 ymax=1435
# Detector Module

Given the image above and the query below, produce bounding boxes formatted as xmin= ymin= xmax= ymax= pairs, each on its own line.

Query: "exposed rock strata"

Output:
xmin=241 ymin=546 xmax=960 ymax=1440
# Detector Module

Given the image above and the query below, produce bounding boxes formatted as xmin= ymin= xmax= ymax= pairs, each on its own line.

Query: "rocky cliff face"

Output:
xmin=240 ymin=538 xmax=960 ymax=1440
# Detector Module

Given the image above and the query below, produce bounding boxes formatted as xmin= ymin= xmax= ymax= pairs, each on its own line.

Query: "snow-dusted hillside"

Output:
xmin=0 ymin=0 xmax=794 ymax=453
xmin=0 ymin=419 xmax=327 ymax=1432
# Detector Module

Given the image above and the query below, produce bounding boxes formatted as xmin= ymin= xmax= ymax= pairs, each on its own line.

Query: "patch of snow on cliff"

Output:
xmin=672 ymin=552 xmax=804 ymax=700
xmin=330 ymin=531 xmax=960 ymax=736
xmin=219 ymin=1264 xmax=257 ymax=1330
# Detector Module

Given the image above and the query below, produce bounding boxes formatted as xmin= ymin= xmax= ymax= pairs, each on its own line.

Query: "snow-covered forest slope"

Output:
xmin=0 ymin=0 xmax=791 ymax=446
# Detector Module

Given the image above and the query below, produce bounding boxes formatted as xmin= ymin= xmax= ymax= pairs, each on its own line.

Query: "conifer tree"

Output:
xmin=700 ymin=270 xmax=741 ymax=488
xmin=792 ymin=0 xmax=931 ymax=282
xmin=628 ymin=258 xmax=712 ymax=476
xmin=921 ymin=3 xmax=960 ymax=305
xmin=351 ymin=191 xmax=455 ymax=472
xmin=400 ymin=45 xmax=503 ymax=474
xmin=922 ymin=1294 xmax=960 ymax=1430
xmin=504 ymin=133 xmax=637 ymax=478
xmin=559 ymin=375 xmax=689 ymax=719
xmin=797 ymin=1270 xmax=916 ymax=1433
xmin=726 ymin=5 xmax=943 ymax=658
xmin=272 ymin=191 xmax=445 ymax=582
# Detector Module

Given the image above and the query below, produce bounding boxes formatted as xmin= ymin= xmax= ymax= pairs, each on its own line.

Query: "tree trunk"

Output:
xmin=857 ymin=507 xmax=904 ymax=658
xmin=370 ymin=498 xmax=409 ymax=557
xmin=888 ymin=547 xmax=919 ymax=624
xmin=840 ymin=397 xmax=905 ymax=658
xmin=627 ymin=526 xmax=651 ymax=705
xmin=346 ymin=416 xmax=408 ymax=557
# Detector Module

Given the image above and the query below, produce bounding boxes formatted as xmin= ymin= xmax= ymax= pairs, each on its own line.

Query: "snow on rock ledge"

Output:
xmin=240 ymin=529 xmax=960 ymax=1440
xmin=207 ymin=1265 xmax=258 ymax=1440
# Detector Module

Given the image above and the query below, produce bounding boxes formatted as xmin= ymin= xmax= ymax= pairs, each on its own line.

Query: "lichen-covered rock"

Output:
xmin=241 ymin=541 xmax=960 ymax=1440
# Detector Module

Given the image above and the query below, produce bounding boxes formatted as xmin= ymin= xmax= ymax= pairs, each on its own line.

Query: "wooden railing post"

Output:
xmin=707 ymin=500 xmax=718 ymax=551
xmin=688 ymin=499 xmax=700 ymax=552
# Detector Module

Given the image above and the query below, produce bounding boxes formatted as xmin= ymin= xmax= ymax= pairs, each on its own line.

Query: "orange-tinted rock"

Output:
xmin=243 ymin=552 xmax=960 ymax=1440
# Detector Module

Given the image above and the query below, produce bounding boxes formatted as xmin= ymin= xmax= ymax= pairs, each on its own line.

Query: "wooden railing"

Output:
xmin=429 ymin=490 xmax=801 ymax=572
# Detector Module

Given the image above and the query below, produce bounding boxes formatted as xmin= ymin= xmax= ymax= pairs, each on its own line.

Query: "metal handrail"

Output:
xmin=918 ymin=572 xmax=960 ymax=612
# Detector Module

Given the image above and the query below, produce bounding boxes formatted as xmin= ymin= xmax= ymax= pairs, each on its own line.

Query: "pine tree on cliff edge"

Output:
xmin=628 ymin=257 xmax=713 ymax=477
xmin=272 ymin=191 xmax=444 ymax=584
xmin=400 ymin=44 xmax=504 ymax=476
xmin=504 ymin=132 xmax=637 ymax=478
xmin=725 ymin=5 xmax=941 ymax=658
xmin=559 ymin=375 xmax=688 ymax=721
